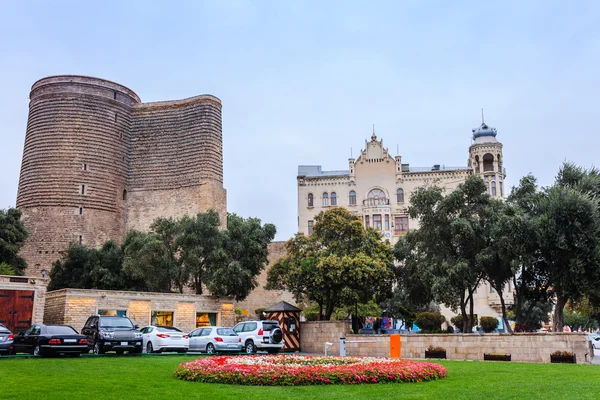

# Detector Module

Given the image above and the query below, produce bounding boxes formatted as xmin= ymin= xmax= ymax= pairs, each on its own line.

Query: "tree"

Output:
xmin=204 ymin=213 xmax=276 ymax=301
xmin=540 ymin=164 xmax=600 ymax=332
xmin=0 ymin=208 xmax=28 ymax=275
xmin=397 ymin=176 xmax=490 ymax=333
xmin=266 ymin=207 xmax=395 ymax=320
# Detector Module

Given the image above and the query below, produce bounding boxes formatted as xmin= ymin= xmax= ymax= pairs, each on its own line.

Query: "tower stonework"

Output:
xmin=16 ymin=75 xmax=226 ymax=276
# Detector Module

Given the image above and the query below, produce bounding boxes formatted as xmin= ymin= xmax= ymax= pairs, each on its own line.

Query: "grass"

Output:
xmin=1 ymin=354 xmax=598 ymax=400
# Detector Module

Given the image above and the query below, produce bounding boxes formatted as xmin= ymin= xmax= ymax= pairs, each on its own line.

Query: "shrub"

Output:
xmin=415 ymin=312 xmax=445 ymax=332
xmin=480 ymin=317 xmax=499 ymax=333
xmin=427 ymin=345 xmax=446 ymax=352
xmin=551 ymin=350 xmax=574 ymax=357
xmin=450 ymin=315 xmax=479 ymax=332
xmin=254 ymin=307 xmax=267 ymax=320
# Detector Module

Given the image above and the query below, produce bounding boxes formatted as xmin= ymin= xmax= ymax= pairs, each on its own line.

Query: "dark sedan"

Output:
xmin=13 ymin=324 xmax=89 ymax=356
xmin=0 ymin=323 xmax=14 ymax=356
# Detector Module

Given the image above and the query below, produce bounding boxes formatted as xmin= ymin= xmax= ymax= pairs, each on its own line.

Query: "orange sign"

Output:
xmin=390 ymin=334 xmax=401 ymax=358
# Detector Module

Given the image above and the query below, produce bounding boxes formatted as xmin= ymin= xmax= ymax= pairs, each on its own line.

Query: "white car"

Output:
xmin=589 ymin=334 xmax=600 ymax=350
xmin=188 ymin=326 xmax=242 ymax=354
xmin=233 ymin=320 xmax=284 ymax=354
xmin=140 ymin=326 xmax=188 ymax=353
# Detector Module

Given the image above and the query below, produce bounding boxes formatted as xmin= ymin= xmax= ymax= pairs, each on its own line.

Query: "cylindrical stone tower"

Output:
xmin=16 ymin=75 xmax=140 ymax=275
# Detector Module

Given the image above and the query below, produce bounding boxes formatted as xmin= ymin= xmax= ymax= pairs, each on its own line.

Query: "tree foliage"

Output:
xmin=0 ymin=208 xmax=28 ymax=275
xmin=266 ymin=207 xmax=395 ymax=320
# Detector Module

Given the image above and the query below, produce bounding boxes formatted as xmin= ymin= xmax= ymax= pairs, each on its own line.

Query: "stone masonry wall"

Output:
xmin=299 ymin=321 xmax=352 ymax=355
xmin=343 ymin=333 xmax=591 ymax=364
xmin=43 ymin=288 xmax=234 ymax=334
xmin=235 ymin=241 xmax=298 ymax=319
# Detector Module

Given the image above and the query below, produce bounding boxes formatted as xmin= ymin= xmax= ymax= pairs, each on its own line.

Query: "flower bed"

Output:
xmin=175 ymin=355 xmax=447 ymax=386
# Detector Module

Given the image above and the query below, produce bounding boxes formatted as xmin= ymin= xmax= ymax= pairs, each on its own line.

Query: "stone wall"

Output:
xmin=235 ymin=241 xmax=298 ymax=319
xmin=343 ymin=333 xmax=591 ymax=364
xmin=299 ymin=321 xmax=351 ymax=355
xmin=43 ymin=288 xmax=235 ymax=333
xmin=0 ymin=275 xmax=48 ymax=326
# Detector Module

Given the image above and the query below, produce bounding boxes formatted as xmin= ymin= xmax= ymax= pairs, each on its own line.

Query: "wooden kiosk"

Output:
xmin=264 ymin=301 xmax=302 ymax=352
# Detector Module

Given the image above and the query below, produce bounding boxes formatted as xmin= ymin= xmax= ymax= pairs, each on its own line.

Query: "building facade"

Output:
xmin=16 ymin=75 xmax=227 ymax=276
xmin=297 ymin=121 xmax=512 ymax=324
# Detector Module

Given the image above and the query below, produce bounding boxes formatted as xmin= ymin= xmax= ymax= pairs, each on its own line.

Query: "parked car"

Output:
xmin=588 ymin=333 xmax=600 ymax=350
xmin=12 ymin=324 xmax=88 ymax=356
xmin=82 ymin=315 xmax=143 ymax=355
xmin=140 ymin=325 xmax=189 ymax=353
xmin=232 ymin=320 xmax=284 ymax=354
xmin=188 ymin=326 xmax=242 ymax=354
xmin=0 ymin=323 xmax=14 ymax=356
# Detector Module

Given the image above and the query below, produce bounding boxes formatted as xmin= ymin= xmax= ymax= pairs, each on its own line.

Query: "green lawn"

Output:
xmin=1 ymin=355 xmax=598 ymax=400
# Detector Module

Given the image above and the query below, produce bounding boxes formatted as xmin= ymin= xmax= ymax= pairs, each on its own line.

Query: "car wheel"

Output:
xmin=93 ymin=341 xmax=104 ymax=355
xmin=206 ymin=343 xmax=216 ymax=354
xmin=146 ymin=342 xmax=154 ymax=354
xmin=244 ymin=341 xmax=256 ymax=354
xmin=33 ymin=345 xmax=41 ymax=356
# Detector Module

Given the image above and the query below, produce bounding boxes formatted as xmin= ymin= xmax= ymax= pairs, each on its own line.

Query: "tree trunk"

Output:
xmin=460 ymin=292 xmax=468 ymax=333
xmin=468 ymin=288 xmax=475 ymax=332
xmin=324 ymin=301 xmax=335 ymax=321
xmin=496 ymin=283 xmax=513 ymax=333
xmin=553 ymin=293 xmax=566 ymax=332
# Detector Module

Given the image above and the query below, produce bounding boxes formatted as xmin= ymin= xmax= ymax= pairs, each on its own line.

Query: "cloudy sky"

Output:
xmin=1 ymin=1 xmax=598 ymax=240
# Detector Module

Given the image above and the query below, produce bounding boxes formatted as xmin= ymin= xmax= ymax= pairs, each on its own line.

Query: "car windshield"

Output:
xmin=157 ymin=327 xmax=182 ymax=333
xmin=99 ymin=317 xmax=133 ymax=328
xmin=46 ymin=326 xmax=77 ymax=335
xmin=216 ymin=328 xmax=237 ymax=336
xmin=262 ymin=322 xmax=279 ymax=332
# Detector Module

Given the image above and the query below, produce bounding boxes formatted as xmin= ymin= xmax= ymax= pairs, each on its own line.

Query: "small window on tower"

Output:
xmin=82 ymin=164 xmax=87 ymax=171
xmin=123 ymin=190 xmax=127 ymax=201
xmin=79 ymin=207 xmax=83 ymax=215
xmin=81 ymin=184 xmax=86 ymax=195
xmin=79 ymin=235 xmax=83 ymax=245
xmin=113 ymin=91 xmax=117 ymax=100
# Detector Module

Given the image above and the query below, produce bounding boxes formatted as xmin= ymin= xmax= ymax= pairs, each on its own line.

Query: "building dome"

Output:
xmin=472 ymin=122 xmax=497 ymax=140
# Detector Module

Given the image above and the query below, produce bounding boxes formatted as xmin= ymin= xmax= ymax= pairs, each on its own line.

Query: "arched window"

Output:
xmin=367 ymin=189 xmax=387 ymax=206
xmin=349 ymin=191 xmax=356 ymax=205
xmin=483 ymin=153 xmax=494 ymax=172
xmin=322 ymin=192 xmax=329 ymax=206
xmin=396 ymin=188 xmax=404 ymax=203
xmin=491 ymin=181 xmax=497 ymax=196
xmin=499 ymin=181 xmax=503 ymax=197
xmin=331 ymin=192 xmax=337 ymax=206
xmin=308 ymin=193 xmax=314 ymax=207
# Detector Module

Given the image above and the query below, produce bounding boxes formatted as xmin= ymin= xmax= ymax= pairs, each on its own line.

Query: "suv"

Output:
xmin=233 ymin=320 xmax=284 ymax=354
xmin=82 ymin=315 xmax=143 ymax=355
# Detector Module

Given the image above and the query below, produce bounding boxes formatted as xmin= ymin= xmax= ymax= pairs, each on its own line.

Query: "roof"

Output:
xmin=472 ymin=122 xmax=498 ymax=140
xmin=264 ymin=301 xmax=303 ymax=312
xmin=407 ymin=166 xmax=471 ymax=173
xmin=298 ymin=165 xmax=349 ymax=178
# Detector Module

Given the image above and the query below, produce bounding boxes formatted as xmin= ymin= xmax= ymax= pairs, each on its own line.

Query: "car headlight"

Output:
xmin=135 ymin=332 xmax=142 ymax=339
xmin=100 ymin=331 xmax=114 ymax=339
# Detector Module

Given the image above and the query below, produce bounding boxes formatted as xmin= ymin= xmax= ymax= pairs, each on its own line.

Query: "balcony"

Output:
xmin=362 ymin=197 xmax=390 ymax=207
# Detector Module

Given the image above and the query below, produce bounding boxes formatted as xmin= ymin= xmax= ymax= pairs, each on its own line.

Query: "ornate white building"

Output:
xmin=297 ymin=120 xmax=512 ymax=327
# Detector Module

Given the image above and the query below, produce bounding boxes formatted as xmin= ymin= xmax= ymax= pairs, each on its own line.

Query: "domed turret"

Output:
xmin=472 ymin=122 xmax=497 ymax=140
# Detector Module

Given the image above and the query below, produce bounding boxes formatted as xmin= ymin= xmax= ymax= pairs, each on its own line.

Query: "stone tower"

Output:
xmin=468 ymin=119 xmax=505 ymax=198
xmin=16 ymin=75 xmax=226 ymax=276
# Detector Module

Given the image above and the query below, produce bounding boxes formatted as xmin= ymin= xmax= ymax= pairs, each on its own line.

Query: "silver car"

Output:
xmin=188 ymin=326 xmax=242 ymax=354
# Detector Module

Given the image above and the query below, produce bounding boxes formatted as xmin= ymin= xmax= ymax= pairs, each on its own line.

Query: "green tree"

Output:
xmin=266 ymin=207 xmax=395 ymax=320
xmin=204 ymin=213 xmax=276 ymax=301
xmin=0 ymin=208 xmax=28 ymax=275
xmin=397 ymin=176 xmax=490 ymax=333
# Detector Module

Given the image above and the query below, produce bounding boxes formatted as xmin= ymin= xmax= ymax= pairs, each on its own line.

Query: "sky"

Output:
xmin=1 ymin=0 xmax=599 ymax=241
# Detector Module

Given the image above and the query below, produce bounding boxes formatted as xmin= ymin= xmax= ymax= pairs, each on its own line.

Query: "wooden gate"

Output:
xmin=0 ymin=290 xmax=34 ymax=333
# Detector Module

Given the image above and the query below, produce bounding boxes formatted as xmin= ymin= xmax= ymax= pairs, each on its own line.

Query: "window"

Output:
xmin=308 ymin=220 xmax=314 ymax=235
xmin=365 ymin=215 xmax=370 ymax=227
xmin=82 ymin=163 xmax=87 ymax=171
xmin=499 ymin=181 xmax=503 ymax=197
xmin=331 ymin=192 xmax=337 ymax=206
xmin=308 ymin=193 xmax=314 ymax=207
xmin=81 ymin=184 xmax=86 ymax=195
xmin=200 ymin=328 xmax=211 ymax=336
xmin=373 ymin=214 xmax=382 ymax=230
xmin=243 ymin=322 xmax=257 ymax=332
xmin=394 ymin=217 xmax=409 ymax=235
xmin=46 ymin=326 xmax=77 ymax=335
xmin=79 ymin=235 xmax=83 ymax=245
xmin=367 ymin=189 xmax=387 ymax=206
xmin=115 ymin=113 xmax=118 ymax=123
xmin=483 ymin=153 xmax=494 ymax=172
xmin=196 ymin=312 xmax=217 ymax=327
xmin=122 ymin=189 xmax=127 ymax=201
xmin=98 ymin=309 xmax=127 ymax=317
xmin=491 ymin=181 xmax=497 ymax=196
xmin=322 ymin=192 xmax=329 ymax=206
xmin=396 ymin=188 xmax=405 ymax=203
xmin=385 ymin=215 xmax=390 ymax=230
xmin=151 ymin=311 xmax=174 ymax=326
xmin=113 ymin=91 xmax=117 ymax=100
xmin=349 ymin=191 xmax=356 ymax=205
xmin=79 ymin=207 xmax=83 ymax=215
